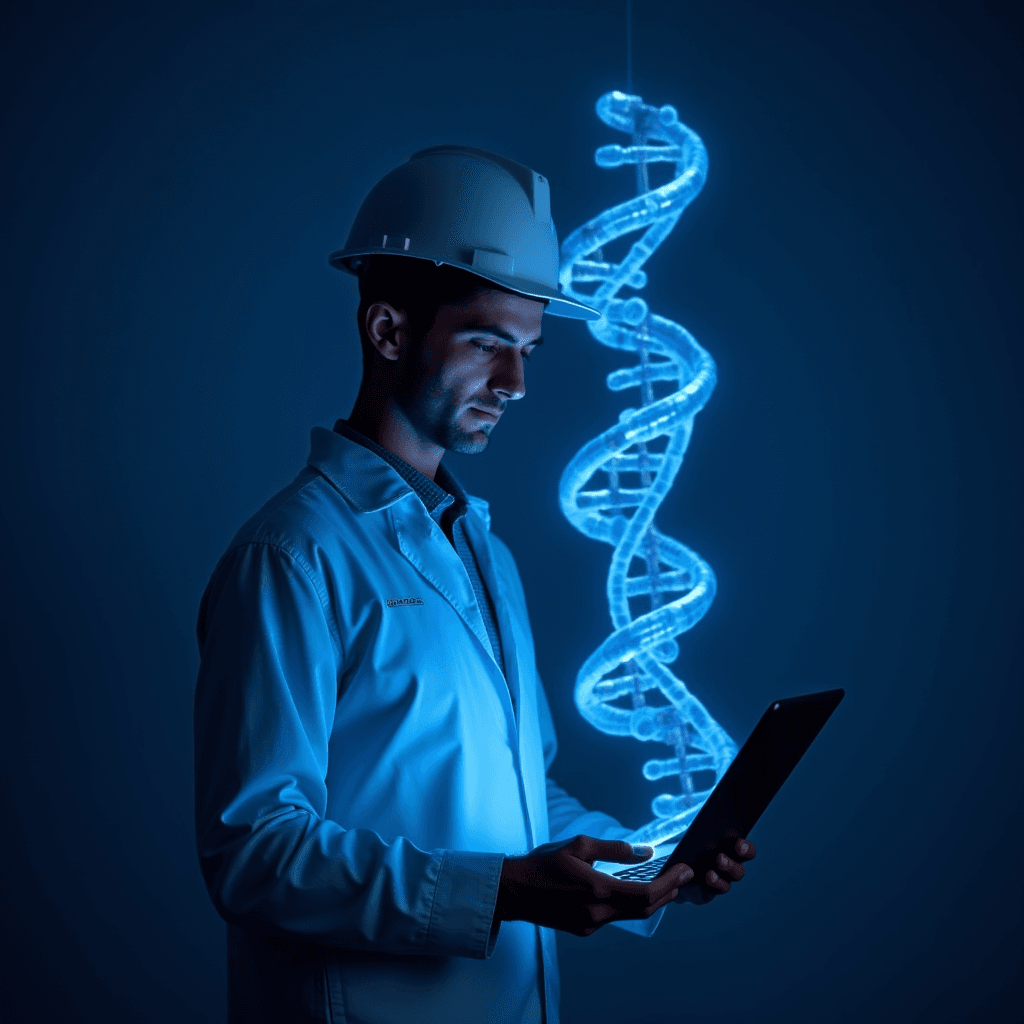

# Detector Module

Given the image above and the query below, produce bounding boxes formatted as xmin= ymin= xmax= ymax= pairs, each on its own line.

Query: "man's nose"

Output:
xmin=490 ymin=348 xmax=526 ymax=401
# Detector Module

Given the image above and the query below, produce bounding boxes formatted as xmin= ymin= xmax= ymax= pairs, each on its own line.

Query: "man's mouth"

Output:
xmin=467 ymin=405 xmax=502 ymax=423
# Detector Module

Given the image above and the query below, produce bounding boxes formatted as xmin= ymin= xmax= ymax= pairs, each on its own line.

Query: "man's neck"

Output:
xmin=346 ymin=391 xmax=444 ymax=480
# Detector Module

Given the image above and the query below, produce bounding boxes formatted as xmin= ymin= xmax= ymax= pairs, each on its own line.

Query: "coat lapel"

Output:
xmin=462 ymin=510 xmax=522 ymax=724
xmin=391 ymin=498 xmax=495 ymax=670
xmin=393 ymin=496 xmax=524 ymax=741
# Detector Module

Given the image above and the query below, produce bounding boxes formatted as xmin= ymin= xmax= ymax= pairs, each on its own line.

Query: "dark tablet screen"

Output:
xmin=658 ymin=688 xmax=845 ymax=877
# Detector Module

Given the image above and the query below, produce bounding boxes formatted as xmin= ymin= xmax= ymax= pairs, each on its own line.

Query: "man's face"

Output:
xmin=395 ymin=289 xmax=545 ymax=454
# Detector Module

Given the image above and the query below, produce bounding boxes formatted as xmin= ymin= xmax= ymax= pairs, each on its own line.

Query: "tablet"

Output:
xmin=610 ymin=688 xmax=845 ymax=881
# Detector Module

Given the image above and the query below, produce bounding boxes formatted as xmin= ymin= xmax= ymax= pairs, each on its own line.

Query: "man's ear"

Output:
xmin=364 ymin=302 xmax=410 ymax=362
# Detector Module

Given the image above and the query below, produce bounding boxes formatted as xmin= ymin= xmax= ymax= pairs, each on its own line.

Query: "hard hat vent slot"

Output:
xmin=471 ymin=249 xmax=514 ymax=276
xmin=532 ymin=174 xmax=550 ymax=222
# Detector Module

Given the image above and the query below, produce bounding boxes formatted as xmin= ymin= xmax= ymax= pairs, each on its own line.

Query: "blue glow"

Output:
xmin=559 ymin=91 xmax=737 ymax=849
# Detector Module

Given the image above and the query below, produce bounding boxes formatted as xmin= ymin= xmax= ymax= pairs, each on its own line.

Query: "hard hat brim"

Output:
xmin=328 ymin=248 xmax=602 ymax=322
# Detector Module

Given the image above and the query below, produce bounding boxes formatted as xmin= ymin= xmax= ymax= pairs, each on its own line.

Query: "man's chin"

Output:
xmin=447 ymin=431 xmax=491 ymax=455
xmin=445 ymin=422 xmax=493 ymax=455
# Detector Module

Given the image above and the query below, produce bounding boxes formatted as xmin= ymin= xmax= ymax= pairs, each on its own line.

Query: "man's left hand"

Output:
xmin=674 ymin=836 xmax=756 ymax=905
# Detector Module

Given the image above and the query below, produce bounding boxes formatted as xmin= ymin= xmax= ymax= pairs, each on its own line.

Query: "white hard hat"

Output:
xmin=329 ymin=145 xmax=600 ymax=321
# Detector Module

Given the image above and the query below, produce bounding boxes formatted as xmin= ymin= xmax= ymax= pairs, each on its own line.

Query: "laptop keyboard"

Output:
xmin=612 ymin=854 xmax=670 ymax=880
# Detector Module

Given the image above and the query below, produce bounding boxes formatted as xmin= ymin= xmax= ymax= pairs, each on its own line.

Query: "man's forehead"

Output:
xmin=445 ymin=292 xmax=545 ymax=342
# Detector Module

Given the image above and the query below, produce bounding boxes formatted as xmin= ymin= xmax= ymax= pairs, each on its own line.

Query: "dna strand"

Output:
xmin=559 ymin=91 xmax=737 ymax=849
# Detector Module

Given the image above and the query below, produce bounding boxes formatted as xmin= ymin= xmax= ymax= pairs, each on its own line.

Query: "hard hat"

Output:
xmin=329 ymin=145 xmax=600 ymax=321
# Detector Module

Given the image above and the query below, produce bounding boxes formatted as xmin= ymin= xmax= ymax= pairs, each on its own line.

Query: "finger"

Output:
xmin=607 ymin=863 xmax=692 ymax=913
xmin=609 ymin=881 xmax=681 ymax=920
xmin=734 ymin=838 xmax=756 ymax=861
xmin=643 ymin=888 xmax=680 ymax=917
xmin=705 ymin=869 xmax=731 ymax=893
xmin=716 ymin=852 xmax=745 ymax=882
xmin=653 ymin=863 xmax=693 ymax=897
xmin=630 ymin=862 xmax=692 ymax=903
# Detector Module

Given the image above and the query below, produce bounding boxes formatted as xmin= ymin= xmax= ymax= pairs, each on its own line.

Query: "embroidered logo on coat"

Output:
xmin=386 ymin=597 xmax=425 ymax=608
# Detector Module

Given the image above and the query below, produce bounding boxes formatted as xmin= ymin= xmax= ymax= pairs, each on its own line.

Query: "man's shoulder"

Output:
xmin=222 ymin=463 xmax=366 ymax=570
xmin=231 ymin=468 xmax=317 ymax=536
xmin=224 ymin=425 xmax=413 ymax=554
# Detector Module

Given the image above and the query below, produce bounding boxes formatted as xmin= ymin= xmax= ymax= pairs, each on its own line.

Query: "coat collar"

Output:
xmin=465 ymin=494 xmax=491 ymax=532
xmin=307 ymin=426 xmax=492 ymax=530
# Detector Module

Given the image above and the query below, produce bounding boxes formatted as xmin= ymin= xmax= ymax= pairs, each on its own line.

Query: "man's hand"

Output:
xmin=674 ymin=836 xmax=756 ymax=905
xmin=495 ymin=835 xmax=692 ymax=937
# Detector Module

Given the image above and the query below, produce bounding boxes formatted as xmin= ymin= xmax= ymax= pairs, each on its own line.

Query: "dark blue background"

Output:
xmin=1 ymin=2 xmax=1020 ymax=1021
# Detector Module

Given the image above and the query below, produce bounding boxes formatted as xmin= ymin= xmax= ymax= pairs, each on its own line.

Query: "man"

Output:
xmin=193 ymin=146 xmax=754 ymax=1023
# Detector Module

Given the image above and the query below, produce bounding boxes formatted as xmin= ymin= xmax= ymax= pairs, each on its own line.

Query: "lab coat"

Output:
xmin=194 ymin=426 xmax=660 ymax=1024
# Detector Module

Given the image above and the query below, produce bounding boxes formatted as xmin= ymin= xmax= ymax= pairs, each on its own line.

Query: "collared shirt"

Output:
xmin=334 ymin=418 xmax=506 ymax=681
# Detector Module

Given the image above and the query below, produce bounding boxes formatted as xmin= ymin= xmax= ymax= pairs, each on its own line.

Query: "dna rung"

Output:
xmin=559 ymin=91 xmax=737 ymax=849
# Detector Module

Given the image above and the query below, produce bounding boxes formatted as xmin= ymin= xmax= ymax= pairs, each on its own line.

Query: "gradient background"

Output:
xmin=1 ymin=2 xmax=1021 ymax=1021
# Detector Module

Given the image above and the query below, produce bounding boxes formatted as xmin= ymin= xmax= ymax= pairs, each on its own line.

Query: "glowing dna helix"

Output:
xmin=559 ymin=91 xmax=737 ymax=849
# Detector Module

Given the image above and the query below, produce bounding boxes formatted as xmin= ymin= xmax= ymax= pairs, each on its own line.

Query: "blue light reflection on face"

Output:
xmin=559 ymin=91 xmax=737 ymax=848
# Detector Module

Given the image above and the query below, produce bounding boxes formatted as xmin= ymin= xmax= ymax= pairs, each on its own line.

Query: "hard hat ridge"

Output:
xmin=329 ymin=146 xmax=600 ymax=321
xmin=410 ymin=145 xmax=551 ymax=222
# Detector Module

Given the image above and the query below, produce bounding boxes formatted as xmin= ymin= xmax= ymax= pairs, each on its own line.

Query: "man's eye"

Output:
xmin=471 ymin=340 xmax=498 ymax=353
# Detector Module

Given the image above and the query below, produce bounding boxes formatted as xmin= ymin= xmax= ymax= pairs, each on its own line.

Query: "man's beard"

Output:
xmin=423 ymin=388 xmax=493 ymax=455
xmin=396 ymin=348 xmax=494 ymax=454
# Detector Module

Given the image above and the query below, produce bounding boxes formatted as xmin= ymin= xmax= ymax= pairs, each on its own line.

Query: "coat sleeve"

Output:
xmin=535 ymin=670 xmax=665 ymax=937
xmin=193 ymin=540 xmax=503 ymax=959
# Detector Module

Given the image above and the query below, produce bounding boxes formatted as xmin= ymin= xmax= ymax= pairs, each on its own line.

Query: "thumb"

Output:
xmin=586 ymin=839 xmax=655 ymax=865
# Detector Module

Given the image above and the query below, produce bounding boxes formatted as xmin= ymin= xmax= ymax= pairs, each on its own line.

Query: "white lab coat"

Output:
xmin=194 ymin=426 xmax=660 ymax=1024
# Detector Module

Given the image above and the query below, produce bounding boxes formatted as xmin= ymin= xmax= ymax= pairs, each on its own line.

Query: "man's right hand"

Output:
xmin=495 ymin=835 xmax=692 ymax=937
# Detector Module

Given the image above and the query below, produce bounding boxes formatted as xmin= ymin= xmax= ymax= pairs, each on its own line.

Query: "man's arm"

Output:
xmin=193 ymin=540 xmax=502 ymax=959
